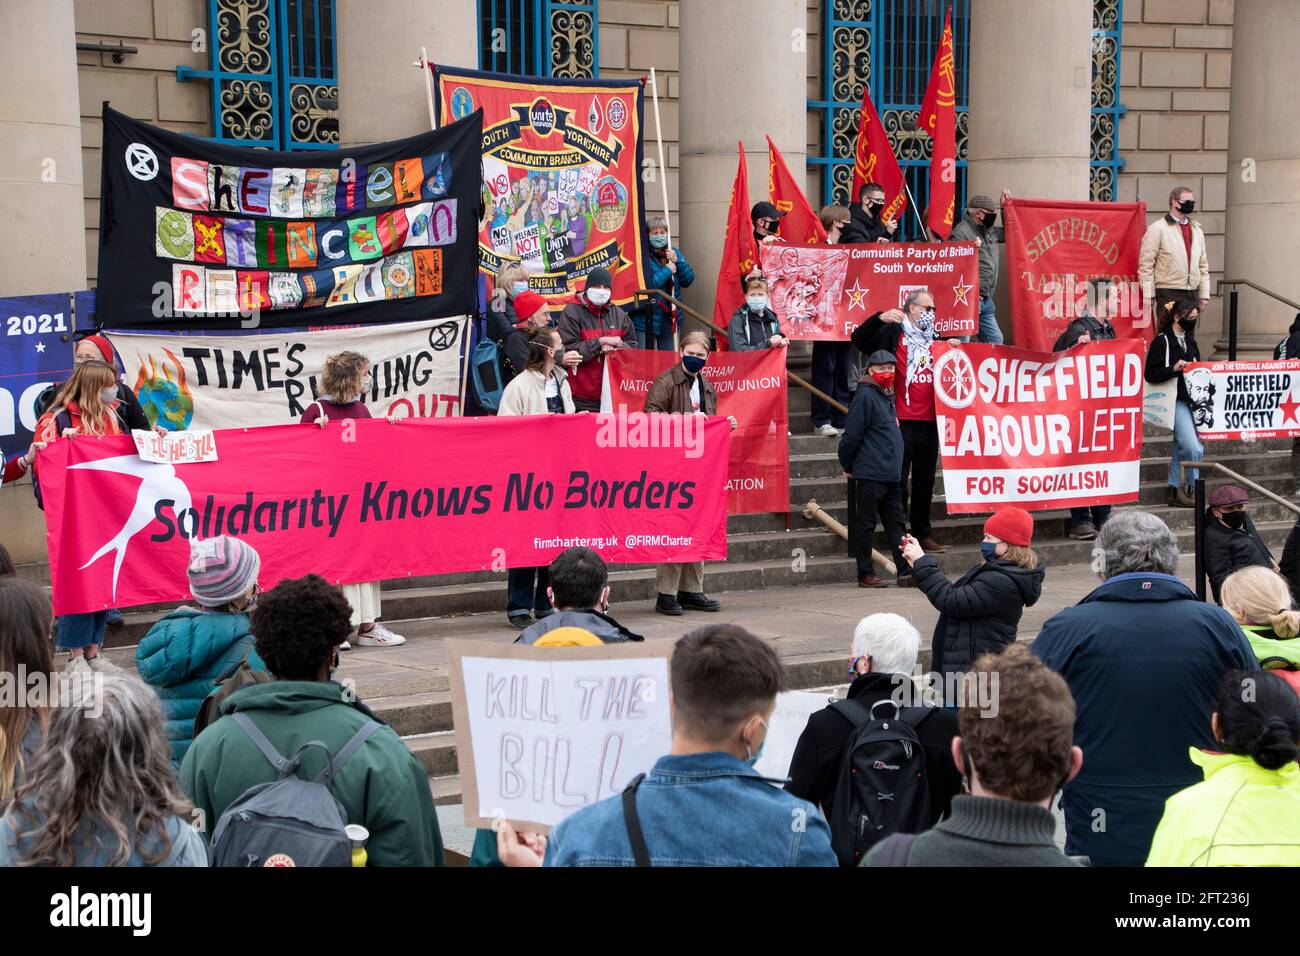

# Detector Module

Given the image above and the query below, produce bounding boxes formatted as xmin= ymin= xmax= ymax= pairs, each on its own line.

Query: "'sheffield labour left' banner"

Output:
xmin=1002 ymin=198 xmax=1149 ymax=352
xmin=759 ymin=242 xmax=979 ymax=340
xmin=105 ymin=318 xmax=467 ymax=429
xmin=932 ymin=340 xmax=1145 ymax=513
xmin=96 ymin=105 xmax=482 ymax=329
xmin=601 ymin=348 xmax=789 ymax=515
xmin=433 ymin=66 xmax=651 ymax=305
xmin=40 ymin=415 xmax=729 ymax=615
xmin=1181 ymin=359 xmax=1300 ymax=440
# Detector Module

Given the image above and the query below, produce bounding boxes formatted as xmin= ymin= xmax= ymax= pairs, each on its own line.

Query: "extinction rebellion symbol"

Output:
xmin=934 ymin=348 xmax=976 ymax=410
xmin=428 ymin=321 xmax=460 ymax=352
xmin=125 ymin=142 xmax=159 ymax=181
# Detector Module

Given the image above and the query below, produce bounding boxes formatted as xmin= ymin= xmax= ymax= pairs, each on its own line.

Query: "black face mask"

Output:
xmin=1223 ymin=511 xmax=1246 ymax=530
xmin=1179 ymin=318 xmax=1198 ymax=333
xmin=1177 ymin=199 xmax=1195 ymax=215
xmin=866 ymin=200 xmax=884 ymax=215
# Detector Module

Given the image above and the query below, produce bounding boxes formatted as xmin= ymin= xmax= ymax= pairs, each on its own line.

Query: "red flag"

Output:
xmin=919 ymin=8 xmax=958 ymax=239
xmin=849 ymin=83 xmax=907 ymax=224
xmin=713 ymin=142 xmax=759 ymax=331
xmin=766 ymin=135 xmax=828 ymax=244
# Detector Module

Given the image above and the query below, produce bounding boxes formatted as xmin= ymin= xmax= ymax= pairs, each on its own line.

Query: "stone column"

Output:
xmin=1223 ymin=0 xmax=1300 ymax=356
xmin=0 ymin=0 xmax=86 ymax=296
xmin=336 ymin=0 xmax=478 ymax=146
xmin=679 ymin=0 xmax=806 ymax=334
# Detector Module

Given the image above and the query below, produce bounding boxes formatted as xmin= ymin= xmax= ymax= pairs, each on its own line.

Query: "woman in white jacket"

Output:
xmin=499 ymin=326 xmax=575 ymax=628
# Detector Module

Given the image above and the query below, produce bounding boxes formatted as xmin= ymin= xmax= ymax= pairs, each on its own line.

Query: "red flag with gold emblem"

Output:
xmin=766 ymin=135 xmax=828 ymax=245
xmin=849 ymin=83 xmax=907 ymax=223
xmin=713 ymin=142 xmax=759 ymax=332
xmin=919 ymin=8 xmax=958 ymax=239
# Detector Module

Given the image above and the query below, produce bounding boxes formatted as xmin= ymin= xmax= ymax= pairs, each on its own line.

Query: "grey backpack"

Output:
xmin=208 ymin=712 xmax=381 ymax=867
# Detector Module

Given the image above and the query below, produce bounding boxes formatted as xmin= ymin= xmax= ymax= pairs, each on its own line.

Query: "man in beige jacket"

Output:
xmin=1139 ymin=185 xmax=1211 ymax=321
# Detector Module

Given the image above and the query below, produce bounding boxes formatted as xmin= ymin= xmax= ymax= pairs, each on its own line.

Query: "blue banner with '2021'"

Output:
xmin=0 ymin=293 xmax=82 ymax=464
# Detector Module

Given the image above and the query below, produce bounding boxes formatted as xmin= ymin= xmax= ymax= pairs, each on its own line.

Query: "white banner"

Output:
xmin=1181 ymin=360 xmax=1300 ymax=440
xmin=107 ymin=318 xmax=466 ymax=430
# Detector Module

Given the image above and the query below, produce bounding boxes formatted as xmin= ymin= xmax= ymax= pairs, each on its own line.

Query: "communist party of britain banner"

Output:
xmin=39 ymin=414 xmax=729 ymax=615
xmin=1180 ymin=359 xmax=1300 ymax=440
xmin=105 ymin=319 xmax=467 ymax=430
xmin=1002 ymin=198 xmax=1149 ymax=352
xmin=432 ymin=66 xmax=650 ymax=305
xmin=931 ymin=340 xmax=1145 ymax=513
xmin=95 ymin=105 xmax=482 ymax=329
xmin=758 ymin=242 xmax=979 ymax=340
xmin=601 ymin=348 xmax=789 ymax=515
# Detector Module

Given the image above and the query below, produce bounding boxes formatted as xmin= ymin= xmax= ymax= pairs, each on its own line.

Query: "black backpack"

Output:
xmin=827 ymin=697 xmax=936 ymax=867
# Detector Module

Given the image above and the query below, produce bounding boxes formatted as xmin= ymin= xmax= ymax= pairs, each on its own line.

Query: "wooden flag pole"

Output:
xmin=649 ymin=68 xmax=677 ymax=348
xmin=420 ymin=47 xmax=437 ymax=130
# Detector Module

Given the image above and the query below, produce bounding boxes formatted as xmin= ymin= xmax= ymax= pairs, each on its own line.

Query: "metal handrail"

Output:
xmin=1218 ymin=278 xmax=1300 ymax=313
xmin=1182 ymin=460 xmax=1300 ymax=517
xmin=632 ymin=288 xmax=850 ymax=415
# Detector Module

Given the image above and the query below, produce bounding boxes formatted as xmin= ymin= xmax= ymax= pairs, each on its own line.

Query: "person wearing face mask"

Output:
xmin=135 ymin=536 xmax=267 ymax=765
xmin=1145 ymin=298 xmax=1204 ymax=507
xmin=300 ymin=351 xmax=405 ymax=649
xmin=179 ymin=573 xmax=445 ymax=867
xmin=902 ymin=506 xmax=1045 ymax=704
xmin=1139 ymin=186 xmax=1211 ymax=322
xmin=750 ymin=200 xmax=786 ymax=247
xmin=517 ymin=625 xmax=836 ymax=867
xmin=33 ymin=332 xmax=155 ymax=435
xmin=558 ymin=267 xmax=636 ymax=412
xmin=841 ymin=182 xmax=897 ymax=245
xmin=838 ymin=351 xmax=907 ymax=588
xmin=644 ymin=332 xmax=738 ymax=615
xmin=727 ymin=275 xmax=788 ymax=352
xmin=33 ymin=360 xmax=132 ymax=667
xmin=948 ymin=191 xmax=1012 ymax=345
xmin=630 ymin=215 xmax=695 ymax=351
xmin=851 ymin=290 xmax=949 ymax=563
xmin=498 ymin=289 xmax=568 ymax=390
xmin=1201 ymin=484 xmax=1276 ymax=605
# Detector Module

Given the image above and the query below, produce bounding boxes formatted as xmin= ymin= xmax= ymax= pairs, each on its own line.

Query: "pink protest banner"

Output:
xmin=38 ymin=415 xmax=729 ymax=614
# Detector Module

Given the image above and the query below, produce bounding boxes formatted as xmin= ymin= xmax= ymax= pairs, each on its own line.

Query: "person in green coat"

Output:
xmin=136 ymin=536 xmax=266 ymax=764
xmin=1147 ymin=669 xmax=1300 ymax=866
xmin=179 ymin=573 xmax=444 ymax=867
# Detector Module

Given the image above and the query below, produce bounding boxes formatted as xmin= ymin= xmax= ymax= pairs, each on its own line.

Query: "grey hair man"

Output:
xmin=1031 ymin=510 xmax=1257 ymax=867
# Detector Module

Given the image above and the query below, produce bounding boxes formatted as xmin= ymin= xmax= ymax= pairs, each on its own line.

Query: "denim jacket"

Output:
xmin=545 ymin=751 xmax=837 ymax=867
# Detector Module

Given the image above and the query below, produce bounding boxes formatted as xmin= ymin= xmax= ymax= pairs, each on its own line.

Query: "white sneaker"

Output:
xmin=88 ymin=655 xmax=122 ymax=673
xmin=63 ymin=655 xmax=93 ymax=675
xmin=356 ymin=622 xmax=405 ymax=647
xmin=339 ymin=640 xmax=352 ymax=651
xmin=814 ymin=423 xmax=839 ymax=437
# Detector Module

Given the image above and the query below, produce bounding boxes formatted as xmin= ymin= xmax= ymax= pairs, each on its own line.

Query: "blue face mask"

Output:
xmin=511 ymin=281 xmax=529 ymax=295
xmin=682 ymin=354 xmax=707 ymax=376
xmin=649 ymin=234 xmax=669 ymax=249
xmin=744 ymin=719 xmax=769 ymax=767
xmin=980 ymin=541 xmax=1000 ymax=562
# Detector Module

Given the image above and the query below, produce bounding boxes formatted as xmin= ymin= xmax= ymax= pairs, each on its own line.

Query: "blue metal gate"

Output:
xmin=477 ymin=0 xmax=599 ymax=78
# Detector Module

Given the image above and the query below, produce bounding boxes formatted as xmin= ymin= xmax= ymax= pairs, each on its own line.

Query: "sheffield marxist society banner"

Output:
xmin=601 ymin=348 xmax=790 ymax=515
xmin=106 ymin=319 xmax=467 ymax=429
xmin=1002 ymin=198 xmax=1148 ymax=352
xmin=932 ymin=340 xmax=1145 ymax=513
xmin=433 ymin=66 xmax=650 ymax=305
xmin=1180 ymin=359 xmax=1300 ymax=440
xmin=758 ymin=242 xmax=979 ymax=340
xmin=96 ymin=105 xmax=482 ymax=329
xmin=40 ymin=415 xmax=730 ymax=615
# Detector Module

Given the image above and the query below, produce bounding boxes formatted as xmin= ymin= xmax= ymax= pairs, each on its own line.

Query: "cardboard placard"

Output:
xmin=446 ymin=639 xmax=674 ymax=832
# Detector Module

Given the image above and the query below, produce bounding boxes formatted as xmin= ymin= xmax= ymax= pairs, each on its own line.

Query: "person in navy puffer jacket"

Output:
xmin=135 ymin=536 xmax=265 ymax=764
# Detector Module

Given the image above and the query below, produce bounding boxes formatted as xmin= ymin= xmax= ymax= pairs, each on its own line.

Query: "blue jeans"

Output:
xmin=977 ymin=295 xmax=1003 ymax=345
xmin=1070 ymin=505 xmax=1112 ymax=529
xmin=1171 ymin=400 xmax=1203 ymax=488
xmin=507 ymin=566 xmax=550 ymax=617
xmin=634 ymin=322 xmax=675 ymax=351
xmin=56 ymin=611 xmax=108 ymax=650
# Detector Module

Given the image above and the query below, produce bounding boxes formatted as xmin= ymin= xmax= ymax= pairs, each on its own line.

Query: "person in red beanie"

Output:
xmin=34 ymin=332 xmax=154 ymax=435
xmin=901 ymin=506 xmax=1045 ymax=704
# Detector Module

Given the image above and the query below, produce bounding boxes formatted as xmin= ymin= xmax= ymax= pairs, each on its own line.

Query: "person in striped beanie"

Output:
xmin=134 ymin=536 xmax=267 ymax=763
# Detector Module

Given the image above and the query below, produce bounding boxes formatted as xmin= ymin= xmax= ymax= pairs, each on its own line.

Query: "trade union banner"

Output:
xmin=931 ymin=340 xmax=1145 ymax=513
xmin=1 ymin=294 xmax=76 ymax=461
xmin=106 ymin=318 xmax=468 ymax=430
xmin=1002 ymin=198 xmax=1149 ymax=352
xmin=601 ymin=348 xmax=790 ymax=515
xmin=758 ymin=242 xmax=979 ymax=341
xmin=1179 ymin=359 xmax=1300 ymax=440
xmin=39 ymin=414 xmax=730 ymax=615
xmin=432 ymin=66 xmax=651 ymax=306
xmin=95 ymin=105 xmax=482 ymax=329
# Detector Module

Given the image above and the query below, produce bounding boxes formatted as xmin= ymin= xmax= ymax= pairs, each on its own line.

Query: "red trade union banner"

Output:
xmin=759 ymin=242 xmax=978 ymax=341
xmin=932 ymin=340 xmax=1145 ymax=513
xmin=39 ymin=415 xmax=729 ymax=615
xmin=433 ymin=66 xmax=650 ymax=307
xmin=601 ymin=349 xmax=789 ymax=515
xmin=1003 ymin=198 xmax=1149 ymax=352
xmin=1181 ymin=360 xmax=1300 ymax=440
